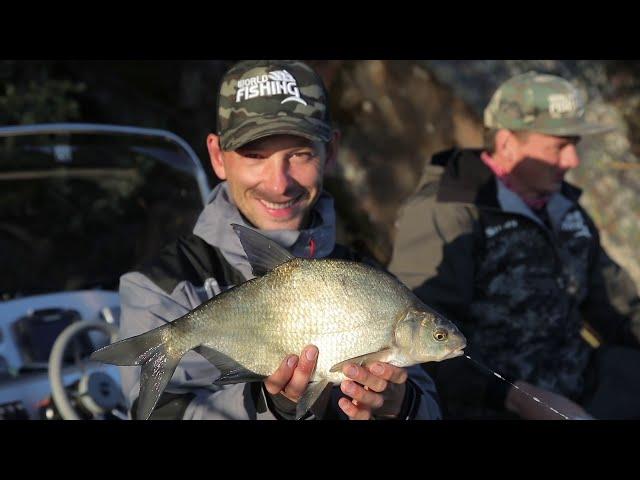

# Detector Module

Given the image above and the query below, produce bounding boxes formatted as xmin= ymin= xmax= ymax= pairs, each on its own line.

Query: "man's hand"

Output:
xmin=505 ymin=380 xmax=594 ymax=420
xmin=264 ymin=345 xmax=318 ymax=402
xmin=339 ymin=362 xmax=408 ymax=420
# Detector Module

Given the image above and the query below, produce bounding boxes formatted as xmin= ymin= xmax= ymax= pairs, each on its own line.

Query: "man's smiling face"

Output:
xmin=209 ymin=134 xmax=329 ymax=231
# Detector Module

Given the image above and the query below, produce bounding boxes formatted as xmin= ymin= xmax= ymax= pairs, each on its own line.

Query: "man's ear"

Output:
xmin=494 ymin=129 xmax=517 ymax=172
xmin=324 ymin=129 xmax=341 ymax=173
xmin=207 ymin=133 xmax=227 ymax=180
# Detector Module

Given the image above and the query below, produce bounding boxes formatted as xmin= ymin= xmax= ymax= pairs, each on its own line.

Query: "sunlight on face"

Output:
xmin=509 ymin=132 xmax=581 ymax=199
xmin=219 ymin=135 xmax=327 ymax=230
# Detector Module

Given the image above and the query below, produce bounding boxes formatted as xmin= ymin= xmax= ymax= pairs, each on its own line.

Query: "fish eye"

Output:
xmin=433 ymin=329 xmax=448 ymax=342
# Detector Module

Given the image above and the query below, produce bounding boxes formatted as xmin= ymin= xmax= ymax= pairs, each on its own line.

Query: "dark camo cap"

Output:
xmin=217 ymin=60 xmax=333 ymax=151
xmin=484 ymin=71 xmax=614 ymax=136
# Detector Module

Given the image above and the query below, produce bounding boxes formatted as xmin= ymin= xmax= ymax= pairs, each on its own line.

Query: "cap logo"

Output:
xmin=548 ymin=93 xmax=579 ymax=118
xmin=235 ymin=69 xmax=308 ymax=106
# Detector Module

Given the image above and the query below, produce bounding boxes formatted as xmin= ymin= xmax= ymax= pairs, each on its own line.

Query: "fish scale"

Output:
xmin=191 ymin=259 xmax=409 ymax=379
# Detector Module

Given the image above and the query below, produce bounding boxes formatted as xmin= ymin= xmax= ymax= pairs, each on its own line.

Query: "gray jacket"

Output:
xmin=118 ymin=182 xmax=442 ymax=420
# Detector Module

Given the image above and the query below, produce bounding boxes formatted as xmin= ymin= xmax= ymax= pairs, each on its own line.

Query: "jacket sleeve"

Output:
xmin=388 ymin=191 xmax=510 ymax=414
xmin=401 ymin=365 xmax=442 ymax=420
xmin=581 ymin=228 xmax=640 ymax=349
xmin=118 ymin=272 xmax=281 ymax=420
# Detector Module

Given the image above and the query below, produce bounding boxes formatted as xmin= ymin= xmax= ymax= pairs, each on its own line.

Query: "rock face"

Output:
xmin=3 ymin=60 xmax=639 ymax=287
xmin=312 ymin=60 xmax=483 ymax=263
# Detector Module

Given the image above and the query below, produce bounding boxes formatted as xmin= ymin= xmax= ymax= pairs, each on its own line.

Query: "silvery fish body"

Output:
xmin=92 ymin=225 xmax=466 ymax=420
xmin=183 ymin=258 xmax=425 ymax=382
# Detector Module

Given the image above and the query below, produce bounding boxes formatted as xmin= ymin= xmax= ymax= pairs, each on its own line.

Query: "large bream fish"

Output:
xmin=92 ymin=224 xmax=466 ymax=420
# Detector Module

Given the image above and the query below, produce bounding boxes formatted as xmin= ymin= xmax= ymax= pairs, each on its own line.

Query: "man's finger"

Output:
xmin=264 ymin=354 xmax=298 ymax=395
xmin=366 ymin=362 xmax=408 ymax=384
xmin=338 ymin=397 xmax=371 ymax=420
xmin=342 ymin=363 xmax=387 ymax=393
xmin=283 ymin=345 xmax=318 ymax=400
xmin=341 ymin=380 xmax=384 ymax=409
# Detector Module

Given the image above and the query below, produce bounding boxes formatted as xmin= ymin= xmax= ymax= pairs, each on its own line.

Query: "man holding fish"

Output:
xmin=100 ymin=60 xmax=458 ymax=420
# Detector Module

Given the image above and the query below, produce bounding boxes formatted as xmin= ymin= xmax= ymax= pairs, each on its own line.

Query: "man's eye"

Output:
xmin=559 ymin=143 xmax=573 ymax=152
xmin=549 ymin=144 xmax=567 ymax=153
xmin=291 ymin=152 xmax=314 ymax=161
xmin=242 ymin=153 xmax=264 ymax=159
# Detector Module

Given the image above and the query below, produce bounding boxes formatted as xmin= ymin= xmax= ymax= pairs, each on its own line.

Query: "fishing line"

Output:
xmin=464 ymin=354 xmax=570 ymax=420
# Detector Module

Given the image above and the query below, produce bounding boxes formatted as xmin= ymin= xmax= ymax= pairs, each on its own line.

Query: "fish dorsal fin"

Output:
xmin=329 ymin=348 xmax=394 ymax=373
xmin=231 ymin=223 xmax=295 ymax=276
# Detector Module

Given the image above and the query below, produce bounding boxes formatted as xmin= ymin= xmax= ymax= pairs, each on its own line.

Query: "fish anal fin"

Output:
xmin=195 ymin=345 xmax=266 ymax=384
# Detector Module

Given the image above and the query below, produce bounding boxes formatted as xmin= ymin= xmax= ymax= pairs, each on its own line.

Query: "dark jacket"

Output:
xmin=388 ymin=148 xmax=640 ymax=418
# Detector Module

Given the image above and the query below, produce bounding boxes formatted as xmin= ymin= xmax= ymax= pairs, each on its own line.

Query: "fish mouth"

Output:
xmin=441 ymin=345 xmax=466 ymax=361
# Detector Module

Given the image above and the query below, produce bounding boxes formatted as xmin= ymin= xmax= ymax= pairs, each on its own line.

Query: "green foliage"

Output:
xmin=0 ymin=61 xmax=85 ymax=124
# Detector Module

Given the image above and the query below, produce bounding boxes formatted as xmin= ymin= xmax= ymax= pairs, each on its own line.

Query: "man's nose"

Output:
xmin=561 ymin=144 xmax=581 ymax=170
xmin=264 ymin=158 xmax=291 ymax=195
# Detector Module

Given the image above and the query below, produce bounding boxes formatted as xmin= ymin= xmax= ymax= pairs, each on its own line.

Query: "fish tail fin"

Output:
xmin=90 ymin=322 xmax=186 ymax=420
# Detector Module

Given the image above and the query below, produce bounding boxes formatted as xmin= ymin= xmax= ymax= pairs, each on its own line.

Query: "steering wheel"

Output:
xmin=48 ymin=321 xmax=127 ymax=420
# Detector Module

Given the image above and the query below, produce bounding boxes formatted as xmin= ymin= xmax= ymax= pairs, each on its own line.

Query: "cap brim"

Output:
xmin=533 ymin=122 xmax=617 ymax=137
xmin=220 ymin=115 xmax=333 ymax=151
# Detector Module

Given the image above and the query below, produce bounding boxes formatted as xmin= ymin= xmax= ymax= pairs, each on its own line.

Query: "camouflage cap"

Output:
xmin=484 ymin=71 xmax=614 ymax=136
xmin=217 ymin=60 xmax=333 ymax=151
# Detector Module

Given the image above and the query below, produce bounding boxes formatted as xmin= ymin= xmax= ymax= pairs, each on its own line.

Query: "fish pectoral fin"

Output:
xmin=329 ymin=348 xmax=394 ymax=373
xmin=296 ymin=379 xmax=331 ymax=420
xmin=231 ymin=223 xmax=295 ymax=276
xmin=195 ymin=345 xmax=266 ymax=385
